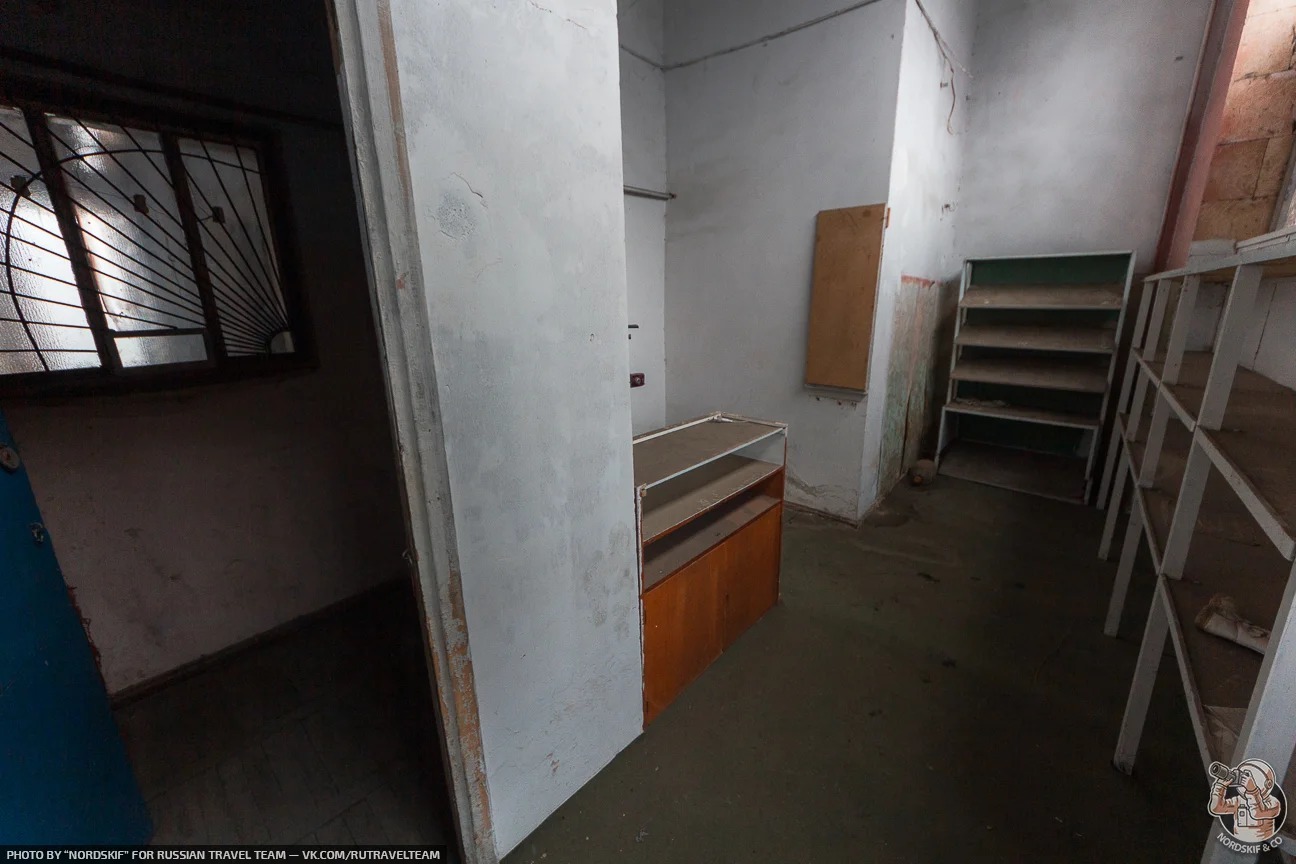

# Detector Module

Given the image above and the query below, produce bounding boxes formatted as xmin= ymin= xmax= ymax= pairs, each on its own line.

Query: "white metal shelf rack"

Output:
xmin=1096 ymin=238 xmax=1296 ymax=862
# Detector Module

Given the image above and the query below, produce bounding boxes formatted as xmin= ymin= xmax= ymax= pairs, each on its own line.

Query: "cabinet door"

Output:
xmin=642 ymin=543 xmax=726 ymax=724
xmin=722 ymin=504 xmax=782 ymax=646
xmin=642 ymin=503 xmax=784 ymax=724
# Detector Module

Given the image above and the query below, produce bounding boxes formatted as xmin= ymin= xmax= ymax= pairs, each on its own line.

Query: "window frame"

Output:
xmin=0 ymin=77 xmax=314 ymax=398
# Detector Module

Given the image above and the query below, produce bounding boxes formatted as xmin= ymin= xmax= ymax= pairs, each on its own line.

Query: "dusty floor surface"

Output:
xmin=505 ymin=478 xmax=1214 ymax=863
xmin=114 ymin=584 xmax=456 ymax=850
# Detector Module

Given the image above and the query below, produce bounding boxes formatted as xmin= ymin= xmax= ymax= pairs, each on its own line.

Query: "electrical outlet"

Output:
xmin=630 ymin=373 xmax=645 ymax=388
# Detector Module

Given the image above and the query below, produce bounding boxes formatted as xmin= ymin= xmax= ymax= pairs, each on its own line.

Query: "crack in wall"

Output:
xmin=526 ymin=0 xmax=589 ymax=34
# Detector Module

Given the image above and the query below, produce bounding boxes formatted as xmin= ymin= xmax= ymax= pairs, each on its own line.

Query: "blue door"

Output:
xmin=0 ymin=411 xmax=151 ymax=843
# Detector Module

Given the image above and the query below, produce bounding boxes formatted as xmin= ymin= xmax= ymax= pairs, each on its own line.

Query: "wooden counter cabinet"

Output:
xmin=632 ymin=413 xmax=787 ymax=724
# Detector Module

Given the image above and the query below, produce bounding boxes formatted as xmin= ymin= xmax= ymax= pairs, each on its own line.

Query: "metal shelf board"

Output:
xmin=952 ymin=357 xmax=1109 ymax=394
xmin=633 ymin=413 xmax=785 ymax=490
xmin=1159 ymin=537 xmax=1287 ymax=771
xmin=938 ymin=440 xmax=1087 ymax=503
xmin=959 ymin=282 xmax=1124 ymax=310
xmin=640 ymin=456 xmax=782 ymax=544
xmin=943 ymin=399 xmax=1100 ymax=429
xmin=955 ymin=323 xmax=1116 ymax=354
xmin=1146 ymin=247 xmax=1296 ymax=284
xmin=1198 ymin=405 xmax=1296 ymax=562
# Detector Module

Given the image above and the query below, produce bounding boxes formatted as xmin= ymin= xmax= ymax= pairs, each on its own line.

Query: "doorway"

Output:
xmin=0 ymin=0 xmax=464 ymax=853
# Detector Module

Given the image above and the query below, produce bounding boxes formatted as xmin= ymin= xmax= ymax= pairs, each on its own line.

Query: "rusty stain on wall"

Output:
xmin=877 ymin=275 xmax=957 ymax=493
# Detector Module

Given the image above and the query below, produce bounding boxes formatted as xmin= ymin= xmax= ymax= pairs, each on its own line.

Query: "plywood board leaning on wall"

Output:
xmin=804 ymin=204 xmax=886 ymax=392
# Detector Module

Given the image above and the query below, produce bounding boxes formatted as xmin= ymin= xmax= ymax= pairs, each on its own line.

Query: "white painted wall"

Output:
xmin=625 ymin=196 xmax=666 ymax=433
xmin=1178 ymin=272 xmax=1296 ymax=397
xmin=663 ymin=0 xmax=905 ymax=520
xmin=861 ymin=0 xmax=977 ymax=510
xmin=949 ymin=0 xmax=1296 ymax=500
xmin=1178 ymin=262 xmax=1296 ymax=391
xmin=0 ymin=0 xmax=406 ymax=694
xmin=665 ymin=0 xmax=888 ymax=66
xmin=381 ymin=0 xmax=642 ymax=854
xmin=958 ymin=0 xmax=1212 ymax=267
xmin=1243 ymin=278 xmax=1296 ymax=389
xmin=619 ymin=0 xmax=667 ymax=433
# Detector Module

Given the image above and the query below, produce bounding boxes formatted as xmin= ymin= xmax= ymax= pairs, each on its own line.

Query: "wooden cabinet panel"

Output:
xmin=642 ymin=544 xmax=726 ymax=724
xmin=642 ymin=504 xmax=782 ymax=724
xmin=721 ymin=504 xmax=782 ymax=644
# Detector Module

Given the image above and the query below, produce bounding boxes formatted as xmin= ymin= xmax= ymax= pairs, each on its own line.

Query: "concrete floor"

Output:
xmin=114 ymin=584 xmax=455 ymax=850
xmin=505 ymin=478 xmax=1214 ymax=863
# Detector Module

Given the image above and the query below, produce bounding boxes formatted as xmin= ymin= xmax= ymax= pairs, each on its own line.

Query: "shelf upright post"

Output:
xmin=1144 ymin=279 xmax=1175 ymax=357
xmin=1125 ymin=370 xmax=1152 ymax=444
xmin=1137 ymin=394 xmax=1173 ymax=488
xmin=1135 ymin=277 xmax=1195 ymax=489
xmin=1099 ymin=440 xmax=1131 ymax=559
xmin=1160 ymin=265 xmax=1261 ymax=582
xmin=1161 ymin=275 xmax=1201 ymax=386
xmin=1114 ymin=583 xmax=1170 ymax=772
xmin=936 ymin=261 xmax=973 ymax=462
xmin=1198 ymin=265 xmax=1262 ymax=431
xmin=1127 ymin=279 xmax=1174 ymax=440
xmin=1099 ymin=280 xmax=1160 ymax=558
xmin=1121 ymin=282 xmax=1158 ymax=414
xmin=1194 ymin=564 xmax=1296 ymax=864
xmin=1125 ymin=375 xmax=1150 ymax=444
xmin=1214 ymin=558 xmax=1296 ymax=852
xmin=1161 ymin=266 xmax=1262 ymax=581
xmin=1098 ymin=281 xmax=1156 ymax=508
xmin=1161 ymin=443 xmax=1213 ymax=580
xmin=1105 ymin=496 xmax=1146 ymax=636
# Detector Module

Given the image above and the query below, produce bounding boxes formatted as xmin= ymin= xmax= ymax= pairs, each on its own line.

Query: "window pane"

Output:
xmin=0 ymin=351 xmax=42 ymax=374
xmin=0 ymin=105 xmax=100 ymax=375
xmin=115 ymin=333 xmax=206 ymax=368
xmin=47 ymin=115 xmax=206 ymax=334
xmin=179 ymin=138 xmax=292 ymax=357
xmin=0 ymin=319 xmax=95 ymax=352
xmin=2 ymin=106 xmax=298 ymax=387
xmin=44 ymin=350 xmax=101 ymax=371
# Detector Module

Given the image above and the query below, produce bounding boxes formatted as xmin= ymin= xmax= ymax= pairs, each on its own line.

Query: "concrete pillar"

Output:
xmin=330 ymin=1 xmax=642 ymax=858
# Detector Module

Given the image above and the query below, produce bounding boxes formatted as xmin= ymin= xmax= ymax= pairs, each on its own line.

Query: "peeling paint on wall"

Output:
xmin=861 ymin=0 xmax=974 ymax=517
xmin=877 ymin=275 xmax=955 ymax=492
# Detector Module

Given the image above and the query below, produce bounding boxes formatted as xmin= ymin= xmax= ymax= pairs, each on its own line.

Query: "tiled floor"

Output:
xmin=113 ymin=583 xmax=455 ymax=850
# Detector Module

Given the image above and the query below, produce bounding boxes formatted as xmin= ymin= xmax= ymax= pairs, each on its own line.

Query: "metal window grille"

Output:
xmin=0 ymin=101 xmax=302 ymax=390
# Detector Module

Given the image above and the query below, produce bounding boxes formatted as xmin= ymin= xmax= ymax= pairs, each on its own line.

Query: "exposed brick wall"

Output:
xmin=1195 ymin=0 xmax=1296 ymax=240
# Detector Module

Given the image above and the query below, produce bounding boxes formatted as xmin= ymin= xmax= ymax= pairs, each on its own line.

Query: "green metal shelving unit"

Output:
xmin=936 ymin=251 xmax=1135 ymax=504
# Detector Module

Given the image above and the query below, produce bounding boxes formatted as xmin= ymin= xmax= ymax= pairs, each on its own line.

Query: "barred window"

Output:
xmin=0 ymin=100 xmax=304 ymax=392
